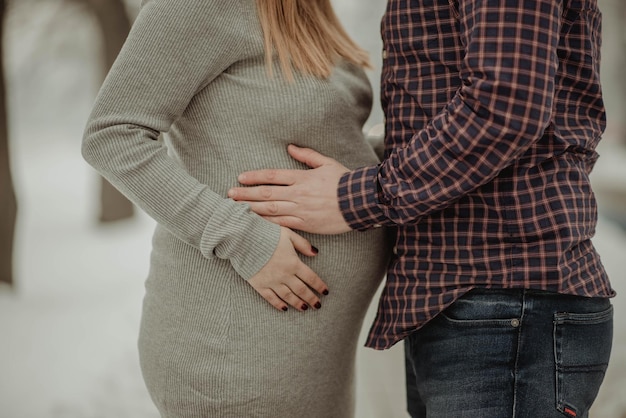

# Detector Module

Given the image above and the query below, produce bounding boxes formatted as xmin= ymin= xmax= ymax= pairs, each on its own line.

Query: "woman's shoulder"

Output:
xmin=136 ymin=0 xmax=260 ymax=47
xmin=138 ymin=0 xmax=256 ymax=17
xmin=137 ymin=0 xmax=256 ymax=28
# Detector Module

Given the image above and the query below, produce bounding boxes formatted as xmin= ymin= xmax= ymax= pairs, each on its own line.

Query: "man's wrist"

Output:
xmin=337 ymin=166 xmax=388 ymax=231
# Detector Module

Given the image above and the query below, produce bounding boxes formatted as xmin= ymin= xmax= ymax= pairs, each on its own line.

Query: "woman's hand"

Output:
xmin=248 ymin=227 xmax=328 ymax=312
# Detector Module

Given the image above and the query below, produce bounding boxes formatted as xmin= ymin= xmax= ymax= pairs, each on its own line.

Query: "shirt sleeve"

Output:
xmin=81 ymin=0 xmax=281 ymax=280
xmin=338 ymin=0 xmax=561 ymax=230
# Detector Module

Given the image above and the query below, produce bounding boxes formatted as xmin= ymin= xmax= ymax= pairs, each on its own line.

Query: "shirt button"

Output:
xmin=373 ymin=224 xmax=382 ymax=228
xmin=392 ymin=246 xmax=398 ymax=255
xmin=382 ymin=49 xmax=388 ymax=59
xmin=511 ymin=318 xmax=521 ymax=328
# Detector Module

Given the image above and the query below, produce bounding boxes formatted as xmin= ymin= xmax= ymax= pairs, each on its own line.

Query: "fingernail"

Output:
xmin=311 ymin=246 xmax=319 ymax=254
xmin=282 ymin=306 xmax=288 ymax=312
xmin=227 ymin=189 xmax=234 ymax=198
xmin=322 ymin=289 xmax=329 ymax=296
xmin=302 ymin=304 xmax=308 ymax=311
xmin=314 ymin=301 xmax=322 ymax=309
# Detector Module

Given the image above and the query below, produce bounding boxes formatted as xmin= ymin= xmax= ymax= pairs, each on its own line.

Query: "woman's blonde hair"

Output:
xmin=255 ymin=0 xmax=370 ymax=81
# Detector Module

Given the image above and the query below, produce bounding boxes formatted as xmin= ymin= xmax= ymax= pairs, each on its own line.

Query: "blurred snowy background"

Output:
xmin=0 ymin=0 xmax=624 ymax=417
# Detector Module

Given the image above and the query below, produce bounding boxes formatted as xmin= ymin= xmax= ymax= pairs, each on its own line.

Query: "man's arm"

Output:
xmin=340 ymin=0 xmax=561 ymax=230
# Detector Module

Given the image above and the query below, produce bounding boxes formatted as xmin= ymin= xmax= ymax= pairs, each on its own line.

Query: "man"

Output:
xmin=228 ymin=0 xmax=615 ymax=416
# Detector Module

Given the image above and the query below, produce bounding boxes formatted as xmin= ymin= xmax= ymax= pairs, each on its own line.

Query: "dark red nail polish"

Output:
xmin=322 ymin=289 xmax=329 ymax=296
xmin=311 ymin=246 xmax=319 ymax=254
xmin=282 ymin=306 xmax=288 ymax=311
xmin=302 ymin=304 xmax=308 ymax=311
xmin=314 ymin=302 xmax=322 ymax=309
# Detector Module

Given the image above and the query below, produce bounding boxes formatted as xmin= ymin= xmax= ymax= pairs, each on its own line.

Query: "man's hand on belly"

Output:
xmin=228 ymin=145 xmax=351 ymax=235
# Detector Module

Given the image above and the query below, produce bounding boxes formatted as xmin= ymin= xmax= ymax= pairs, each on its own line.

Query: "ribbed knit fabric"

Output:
xmin=82 ymin=0 xmax=389 ymax=417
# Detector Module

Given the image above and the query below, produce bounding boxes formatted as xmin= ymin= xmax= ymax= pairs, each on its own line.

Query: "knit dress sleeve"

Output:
xmin=82 ymin=0 xmax=281 ymax=280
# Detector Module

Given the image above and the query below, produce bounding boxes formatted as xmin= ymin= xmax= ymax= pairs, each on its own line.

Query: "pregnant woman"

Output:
xmin=82 ymin=0 xmax=388 ymax=417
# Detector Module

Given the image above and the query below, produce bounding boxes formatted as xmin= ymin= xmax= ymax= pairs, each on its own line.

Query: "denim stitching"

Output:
xmin=511 ymin=290 xmax=527 ymax=418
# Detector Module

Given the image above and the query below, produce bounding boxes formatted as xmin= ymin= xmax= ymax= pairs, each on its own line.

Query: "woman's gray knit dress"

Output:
xmin=82 ymin=0 xmax=388 ymax=416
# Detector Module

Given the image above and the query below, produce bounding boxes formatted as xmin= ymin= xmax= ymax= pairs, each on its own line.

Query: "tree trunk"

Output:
xmin=617 ymin=0 xmax=626 ymax=145
xmin=0 ymin=0 xmax=16 ymax=286
xmin=86 ymin=0 xmax=134 ymax=222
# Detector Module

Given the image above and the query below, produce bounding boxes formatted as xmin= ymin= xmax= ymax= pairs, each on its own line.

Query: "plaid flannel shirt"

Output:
xmin=338 ymin=0 xmax=615 ymax=349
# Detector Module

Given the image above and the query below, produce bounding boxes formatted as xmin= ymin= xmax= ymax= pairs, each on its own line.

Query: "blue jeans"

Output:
xmin=404 ymin=289 xmax=613 ymax=418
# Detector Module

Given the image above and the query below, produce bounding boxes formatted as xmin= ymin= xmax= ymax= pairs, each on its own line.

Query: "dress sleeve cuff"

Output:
xmin=337 ymin=165 xmax=390 ymax=231
xmin=199 ymin=202 xmax=281 ymax=280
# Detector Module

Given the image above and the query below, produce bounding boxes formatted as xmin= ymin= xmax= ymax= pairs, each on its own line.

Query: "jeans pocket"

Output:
xmin=439 ymin=289 xmax=523 ymax=327
xmin=553 ymin=305 xmax=613 ymax=417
